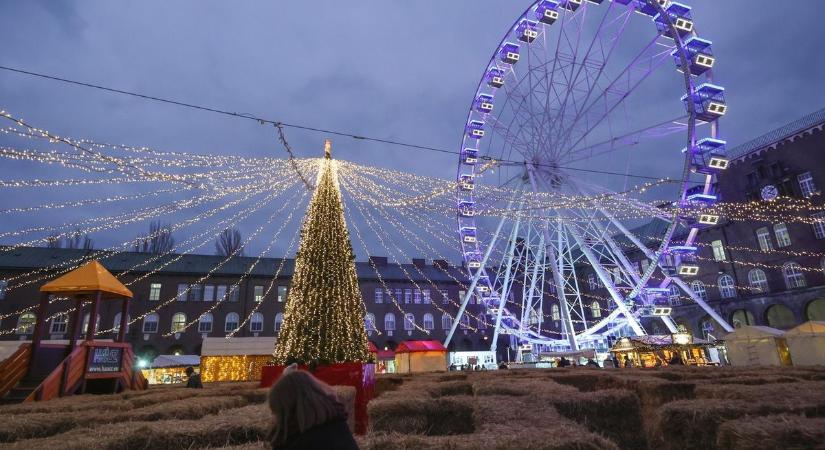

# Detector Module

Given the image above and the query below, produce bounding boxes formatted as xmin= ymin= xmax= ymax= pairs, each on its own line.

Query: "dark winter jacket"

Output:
xmin=273 ymin=418 xmax=358 ymax=450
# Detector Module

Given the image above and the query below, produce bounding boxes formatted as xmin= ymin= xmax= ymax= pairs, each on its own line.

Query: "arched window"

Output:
xmin=460 ymin=315 xmax=471 ymax=330
xmin=766 ymin=304 xmax=796 ymax=329
xmin=551 ymin=304 xmax=560 ymax=321
xmin=731 ymin=309 xmax=755 ymax=328
xmin=806 ymin=299 xmax=825 ymax=321
xmin=50 ymin=313 xmax=69 ymax=334
xmin=821 ymin=257 xmax=825 ymax=275
xmin=198 ymin=313 xmax=213 ymax=333
xmin=477 ymin=316 xmax=487 ymax=330
xmin=142 ymin=313 xmax=159 ymax=333
xmin=171 ymin=313 xmax=187 ymax=333
xmin=748 ymin=269 xmax=770 ymax=294
xmin=587 ymin=273 xmax=597 ymax=290
xmin=224 ymin=312 xmax=240 ymax=332
xmin=275 ymin=313 xmax=284 ymax=332
xmin=384 ymin=313 xmax=395 ymax=331
xmin=718 ymin=275 xmax=736 ymax=299
xmin=699 ymin=317 xmax=715 ymax=339
xmin=423 ymin=313 xmax=434 ymax=330
xmin=16 ymin=313 xmax=36 ymax=335
xmin=590 ymin=301 xmax=602 ymax=318
xmin=783 ymin=262 xmax=807 ymax=289
xmin=403 ymin=313 xmax=415 ymax=331
xmin=82 ymin=313 xmax=101 ymax=334
xmin=365 ymin=313 xmax=376 ymax=332
xmin=113 ymin=313 xmax=130 ymax=333
xmin=690 ymin=280 xmax=708 ymax=301
xmin=250 ymin=312 xmax=264 ymax=332
xmin=442 ymin=314 xmax=452 ymax=330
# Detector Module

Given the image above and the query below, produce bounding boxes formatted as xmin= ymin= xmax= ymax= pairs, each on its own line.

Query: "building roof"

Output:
xmin=0 ymin=247 xmax=467 ymax=283
xmin=40 ymin=260 xmax=133 ymax=298
xmin=150 ymin=354 xmax=201 ymax=368
xmin=395 ymin=340 xmax=447 ymax=353
xmin=728 ymin=106 xmax=825 ymax=160
xmin=785 ymin=321 xmax=825 ymax=336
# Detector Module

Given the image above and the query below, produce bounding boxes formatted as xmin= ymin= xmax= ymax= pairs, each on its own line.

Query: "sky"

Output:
xmin=1 ymin=1 xmax=825 ymax=262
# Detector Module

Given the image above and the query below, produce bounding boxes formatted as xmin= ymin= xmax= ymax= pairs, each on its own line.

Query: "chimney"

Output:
xmin=412 ymin=258 xmax=427 ymax=268
xmin=368 ymin=256 xmax=388 ymax=267
xmin=433 ymin=259 xmax=450 ymax=270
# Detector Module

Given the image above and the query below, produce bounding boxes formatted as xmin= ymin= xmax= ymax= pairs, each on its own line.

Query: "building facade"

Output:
xmin=0 ymin=248 xmax=492 ymax=359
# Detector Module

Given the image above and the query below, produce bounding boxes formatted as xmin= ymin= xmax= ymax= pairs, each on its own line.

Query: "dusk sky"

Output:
xmin=2 ymin=1 xmax=825 ymax=260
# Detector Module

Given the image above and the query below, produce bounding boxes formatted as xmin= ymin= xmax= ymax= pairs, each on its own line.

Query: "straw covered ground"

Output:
xmin=0 ymin=366 xmax=824 ymax=449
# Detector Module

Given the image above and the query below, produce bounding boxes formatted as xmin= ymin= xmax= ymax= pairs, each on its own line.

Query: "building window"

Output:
xmin=365 ymin=313 xmax=376 ymax=332
xmin=277 ymin=286 xmax=287 ymax=303
xmin=811 ymin=212 xmax=825 ymax=240
xmin=113 ymin=313 xmax=130 ymax=333
xmin=718 ymin=275 xmax=737 ymax=299
xmin=460 ymin=315 xmax=471 ymax=330
xmin=374 ymin=288 xmax=383 ymax=304
xmin=250 ymin=312 xmax=264 ymax=332
xmin=422 ymin=289 xmax=431 ymax=304
xmin=798 ymin=171 xmax=817 ymax=198
xmin=459 ymin=290 xmax=467 ymax=305
xmin=422 ymin=313 xmax=434 ymax=330
xmin=440 ymin=289 xmax=449 ymax=305
xmin=442 ymin=314 xmax=452 ymax=330
xmin=668 ymin=284 xmax=681 ymax=305
xmin=774 ymin=223 xmax=791 ymax=248
xmin=551 ymin=304 xmax=560 ymax=321
xmin=690 ymin=280 xmax=707 ymax=301
xmin=199 ymin=313 xmax=213 ymax=333
xmin=253 ymin=285 xmax=264 ymax=303
xmin=731 ymin=309 xmax=755 ymax=328
xmin=590 ymin=302 xmax=602 ymax=318
xmin=16 ymin=313 xmax=36 ymax=335
xmin=384 ymin=313 xmax=396 ymax=331
xmin=413 ymin=290 xmax=421 ymax=304
xmin=783 ymin=262 xmax=807 ymax=289
xmin=403 ymin=289 xmax=412 ymax=304
xmin=81 ymin=313 xmax=100 ymax=334
xmin=711 ymin=240 xmax=727 ymax=261
xmin=766 ymin=304 xmax=796 ymax=329
xmin=171 ymin=313 xmax=187 ymax=333
xmin=143 ymin=314 xmax=159 ymax=333
xmin=225 ymin=312 xmax=240 ymax=332
xmin=275 ymin=313 xmax=284 ymax=332
xmin=640 ymin=259 xmax=650 ymax=275
xmin=203 ymin=285 xmax=215 ymax=302
xmin=748 ymin=269 xmax=770 ymax=294
xmin=229 ymin=285 xmax=240 ymax=302
xmin=190 ymin=284 xmax=203 ymax=301
xmin=0 ymin=280 xmax=7 ymax=300
xmin=176 ymin=283 xmax=188 ymax=302
xmin=756 ymin=227 xmax=774 ymax=251
xmin=149 ymin=283 xmax=162 ymax=301
xmin=404 ymin=313 xmax=415 ymax=331
xmin=477 ymin=316 xmax=487 ymax=330
xmin=216 ymin=285 xmax=228 ymax=302
xmin=395 ymin=289 xmax=402 ymax=305
xmin=587 ymin=274 xmax=597 ymax=291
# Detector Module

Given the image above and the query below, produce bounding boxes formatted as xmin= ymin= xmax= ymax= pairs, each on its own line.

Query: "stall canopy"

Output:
xmin=40 ymin=260 xmax=132 ymax=298
xmin=785 ymin=321 xmax=825 ymax=366
xmin=394 ymin=340 xmax=447 ymax=373
xmin=723 ymin=326 xmax=792 ymax=367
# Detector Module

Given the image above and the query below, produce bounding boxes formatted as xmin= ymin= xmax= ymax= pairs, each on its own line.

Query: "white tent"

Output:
xmin=785 ymin=321 xmax=825 ymax=366
xmin=723 ymin=326 xmax=792 ymax=367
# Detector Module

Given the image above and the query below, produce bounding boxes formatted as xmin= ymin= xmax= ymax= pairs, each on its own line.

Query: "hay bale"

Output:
xmin=116 ymin=395 xmax=248 ymax=422
xmin=435 ymin=373 xmax=468 ymax=382
xmin=716 ymin=414 xmax=825 ymax=450
xmin=551 ymin=389 xmax=645 ymax=450
xmin=331 ymin=385 xmax=357 ymax=433
xmin=472 ymin=378 xmax=578 ymax=397
xmin=375 ymin=375 xmax=405 ymax=397
xmin=369 ymin=395 xmax=475 ymax=436
xmin=545 ymin=371 xmax=619 ymax=392
xmin=426 ymin=380 xmax=473 ymax=397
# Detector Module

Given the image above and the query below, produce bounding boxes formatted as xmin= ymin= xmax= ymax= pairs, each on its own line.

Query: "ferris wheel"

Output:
xmin=447 ymin=0 xmax=734 ymax=354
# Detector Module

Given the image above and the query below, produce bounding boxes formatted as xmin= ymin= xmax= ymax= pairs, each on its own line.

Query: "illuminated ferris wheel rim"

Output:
xmin=451 ymin=0 xmax=732 ymax=349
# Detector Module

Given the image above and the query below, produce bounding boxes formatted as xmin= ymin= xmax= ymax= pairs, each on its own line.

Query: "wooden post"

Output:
xmin=118 ymin=297 xmax=130 ymax=343
xmin=29 ymin=293 xmax=50 ymax=371
xmin=85 ymin=291 xmax=101 ymax=342
xmin=69 ymin=296 xmax=84 ymax=351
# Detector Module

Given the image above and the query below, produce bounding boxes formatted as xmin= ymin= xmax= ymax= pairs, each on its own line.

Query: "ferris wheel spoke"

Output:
xmin=555 ymin=35 xmax=676 ymax=163
xmin=564 ymin=115 xmax=689 ymax=165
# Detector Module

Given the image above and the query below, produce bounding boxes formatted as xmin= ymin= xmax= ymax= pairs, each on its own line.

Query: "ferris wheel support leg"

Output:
xmin=659 ymin=314 xmax=679 ymax=334
xmin=491 ymin=215 xmax=522 ymax=351
xmin=445 ymin=201 xmax=512 ymax=348
xmin=553 ymin=218 xmax=579 ymax=350
xmin=565 ymin=222 xmax=646 ymax=337
xmin=670 ymin=277 xmax=734 ymax=333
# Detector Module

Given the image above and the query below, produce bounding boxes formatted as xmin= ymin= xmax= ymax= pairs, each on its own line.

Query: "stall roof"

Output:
xmin=785 ymin=321 xmax=825 ymax=336
xmin=368 ymin=342 xmax=378 ymax=353
xmin=201 ymin=337 xmax=277 ymax=356
xmin=396 ymin=340 xmax=447 ymax=353
xmin=151 ymin=354 xmax=200 ymax=368
xmin=377 ymin=350 xmax=395 ymax=360
xmin=722 ymin=326 xmax=785 ymax=340
xmin=40 ymin=260 xmax=132 ymax=298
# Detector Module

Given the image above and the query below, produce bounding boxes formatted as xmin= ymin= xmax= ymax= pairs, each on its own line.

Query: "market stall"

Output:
xmin=723 ymin=326 xmax=792 ymax=367
xmin=784 ymin=321 xmax=825 ymax=366
xmin=140 ymin=354 xmax=200 ymax=385
xmin=200 ymin=337 xmax=275 ymax=382
xmin=610 ymin=333 xmax=720 ymax=368
xmin=394 ymin=340 xmax=447 ymax=373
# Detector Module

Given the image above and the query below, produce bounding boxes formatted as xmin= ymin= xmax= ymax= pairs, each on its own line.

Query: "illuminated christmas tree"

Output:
xmin=273 ymin=141 xmax=371 ymax=364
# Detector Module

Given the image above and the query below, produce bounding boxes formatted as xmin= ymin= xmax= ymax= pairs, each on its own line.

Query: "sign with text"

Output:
xmin=88 ymin=346 xmax=123 ymax=373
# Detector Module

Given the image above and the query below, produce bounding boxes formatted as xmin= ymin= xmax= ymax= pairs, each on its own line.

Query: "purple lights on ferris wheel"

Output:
xmin=682 ymin=83 xmax=727 ymax=122
xmin=465 ymin=120 xmax=485 ymax=139
xmin=535 ymin=0 xmax=560 ymax=24
xmin=498 ymin=42 xmax=521 ymax=64
xmin=516 ymin=20 xmax=539 ymax=43
xmin=474 ymin=94 xmax=494 ymax=114
xmin=674 ymin=37 xmax=715 ymax=76
xmin=654 ymin=2 xmax=693 ymax=37
xmin=687 ymin=138 xmax=728 ymax=174
xmin=486 ymin=68 xmax=505 ymax=88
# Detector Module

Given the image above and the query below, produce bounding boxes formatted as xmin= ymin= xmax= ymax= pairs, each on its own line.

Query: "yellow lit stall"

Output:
xmin=140 ymin=354 xmax=200 ymax=385
xmin=200 ymin=337 xmax=275 ymax=382
xmin=610 ymin=333 xmax=720 ymax=368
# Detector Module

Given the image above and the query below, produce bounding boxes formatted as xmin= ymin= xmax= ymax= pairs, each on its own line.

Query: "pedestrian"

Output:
xmin=184 ymin=366 xmax=203 ymax=389
xmin=498 ymin=362 xmax=509 ymax=370
xmin=669 ymin=352 xmax=684 ymax=365
xmin=624 ymin=356 xmax=634 ymax=368
xmin=558 ymin=356 xmax=570 ymax=367
xmin=267 ymin=364 xmax=358 ymax=450
xmin=585 ymin=358 xmax=600 ymax=368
